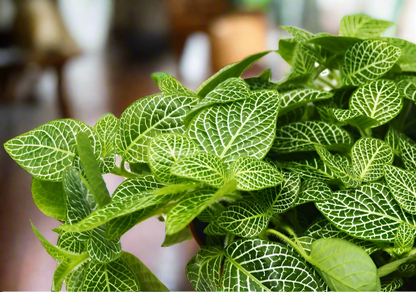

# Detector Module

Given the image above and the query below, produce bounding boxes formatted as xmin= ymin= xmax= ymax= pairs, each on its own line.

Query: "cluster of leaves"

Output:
xmin=4 ymin=15 xmax=416 ymax=291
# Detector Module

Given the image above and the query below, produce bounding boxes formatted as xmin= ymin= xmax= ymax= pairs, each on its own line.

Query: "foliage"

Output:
xmin=4 ymin=15 xmax=416 ymax=291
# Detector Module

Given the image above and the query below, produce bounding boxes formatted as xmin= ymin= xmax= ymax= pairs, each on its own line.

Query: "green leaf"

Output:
xmin=349 ymin=80 xmax=402 ymax=127
xmin=59 ymin=191 xmax=180 ymax=233
xmin=385 ymin=165 xmax=416 ymax=215
xmin=279 ymin=38 xmax=318 ymax=76
xmin=3 ymin=119 xmax=102 ymax=181
xmin=197 ymin=203 xmax=225 ymax=223
xmin=93 ymin=114 xmax=119 ymax=157
xmin=105 ymin=176 xmax=166 ymax=240
xmin=53 ymin=253 xmax=90 ymax=291
xmin=162 ymin=226 xmax=193 ymax=247
xmin=278 ymin=157 xmax=336 ymax=181
xmin=305 ymin=219 xmax=382 ymax=254
xmin=77 ymin=132 xmax=111 ymax=207
xmin=31 ymin=178 xmax=66 ymax=221
xmin=57 ymin=230 xmax=86 ymax=254
xmin=380 ymin=276 xmax=404 ymax=292
xmin=310 ymin=238 xmax=380 ymax=292
xmin=385 ymin=127 xmax=401 ymax=156
xmin=189 ymin=90 xmax=280 ymax=164
xmin=31 ymin=222 xmax=78 ymax=260
xmin=83 ymin=257 xmax=140 ymax=291
xmin=279 ymin=89 xmax=332 ymax=116
xmin=63 ymin=166 xmax=95 ymax=241
xmin=99 ymin=153 xmax=116 ymax=174
xmin=397 ymin=78 xmax=416 ymax=102
xmin=308 ymin=36 xmax=361 ymax=53
xmin=166 ymin=180 xmax=237 ymax=235
xmin=399 ymin=137 xmax=416 ymax=171
xmin=278 ymin=106 xmax=305 ymax=126
xmin=186 ymin=246 xmax=224 ymax=291
xmin=252 ymin=172 xmax=301 ymax=214
xmin=157 ymin=76 xmax=197 ymax=96
xmin=185 ymin=78 xmax=251 ymax=125
xmin=195 ymin=51 xmax=271 ymax=97
xmin=148 ymin=133 xmax=198 ymax=183
xmin=117 ymin=92 xmax=197 ymax=163
xmin=342 ymin=40 xmax=401 ymax=86
xmin=273 ymin=121 xmax=352 ymax=153
xmin=378 ymin=254 xmax=416 ymax=277
xmin=316 ymin=146 xmax=360 ymax=188
xmin=383 ymin=37 xmax=416 ymax=65
xmin=230 ymin=156 xmax=283 ymax=191
xmin=244 ymin=69 xmax=277 ymax=91
xmin=294 ymin=179 xmax=332 ymax=206
xmin=222 ymin=239 xmax=324 ymax=291
xmin=87 ymin=226 xmax=122 ymax=263
xmin=170 ymin=152 xmax=228 ymax=188
xmin=282 ymin=26 xmax=314 ymax=42
xmin=151 ymin=71 xmax=173 ymax=84
xmin=121 ymin=252 xmax=169 ymax=291
xmin=204 ymin=220 xmax=227 ymax=236
xmin=351 ymin=137 xmax=393 ymax=182
xmin=339 ymin=15 xmax=393 ymax=38
xmin=64 ymin=263 xmax=87 ymax=292
xmin=394 ymin=223 xmax=415 ymax=255
xmin=217 ymin=200 xmax=271 ymax=238
xmin=316 ymin=183 xmax=416 ymax=242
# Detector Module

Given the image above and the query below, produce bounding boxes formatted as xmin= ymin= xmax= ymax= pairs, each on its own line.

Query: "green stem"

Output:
xmin=224 ymin=233 xmax=235 ymax=247
xmin=316 ymin=77 xmax=335 ymax=89
xmin=111 ymin=158 xmax=142 ymax=178
xmin=358 ymin=127 xmax=372 ymax=138
xmin=266 ymin=229 xmax=310 ymax=260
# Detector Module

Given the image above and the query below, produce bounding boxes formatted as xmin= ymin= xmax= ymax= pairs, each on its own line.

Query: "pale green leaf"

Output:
xmin=64 ymin=263 xmax=87 ymax=292
xmin=244 ymin=69 xmax=277 ymax=91
xmin=117 ymin=93 xmax=197 ymax=163
xmin=282 ymin=26 xmax=314 ymax=42
xmin=278 ymin=157 xmax=336 ymax=181
xmin=31 ymin=222 xmax=78 ymax=260
xmin=93 ymin=114 xmax=119 ymax=157
xmin=162 ymin=226 xmax=193 ymax=247
xmin=196 ymin=51 xmax=271 ymax=97
xmin=83 ymin=258 xmax=140 ymax=291
xmin=106 ymin=176 xmax=166 ymax=239
xmin=316 ymin=183 xmax=416 ymax=242
xmin=273 ymin=121 xmax=352 ymax=153
xmin=349 ymin=80 xmax=402 ymax=127
xmin=166 ymin=180 xmax=237 ymax=235
xmin=399 ymin=137 xmax=416 ymax=171
xmin=77 ymin=132 xmax=111 ymax=207
xmin=383 ymin=37 xmax=416 ymax=65
xmin=59 ymin=191 xmax=180 ymax=233
xmin=294 ymin=179 xmax=332 ymax=207
xmin=157 ymin=76 xmax=196 ymax=97
xmin=53 ymin=253 xmax=90 ymax=291
xmin=148 ymin=133 xmax=198 ymax=183
xmin=351 ymin=137 xmax=393 ymax=182
xmin=332 ymin=108 xmax=379 ymax=130
xmin=170 ymin=152 xmax=228 ymax=188
xmin=87 ymin=225 xmax=122 ymax=264
xmin=63 ymin=166 xmax=95 ymax=241
xmin=310 ymin=238 xmax=380 ymax=292
xmin=397 ymin=79 xmax=416 ymax=102
xmin=186 ymin=246 xmax=224 ymax=291
xmin=217 ymin=200 xmax=271 ymax=238
xmin=251 ymin=172 xmax=300 ymax=214
xmin=57 ymin=230 xmax=86 ymax=254
xmin=151 ymin=72 xmax=173 ymax=84
xmin=305 ymin=219 xmax=382 ymax=254
xmin=316 ymin=146 xmax=360 ymax=188
xmin=380 ymin=277 xmax=404 ymax=292
xmin=385 ymin=127 xmax=401 ymax=155
xmin=230 ymin=156 xmax=282 ymax=191
xmin=4 ymin=119 xmax=102 ymax=181
xmin=122 ymin=252 xmax=169 ymax=291
xmin=99 ymin=153 xmax=116 ymax=174
xmin=378 ymin=254 xmax=416 ymax=277
xmin=222 ymin=239 xmax=324 ymax=291
xmin=31 ymin=178 xmax=66 ymax=221
xmin=385 ymin=165 xmax=416 ymax=215
xmin=394 ymin=223 xmax=415 ymax=255
xmin=189 ymin=90 xmax=280 ymax=164
xmin=342 ymin=40 xmax=401 ymax=86
xmin=339 ymin=15 xmax=393 ymax=38
xmin=279 ymin=89 xmax=332 ymax=116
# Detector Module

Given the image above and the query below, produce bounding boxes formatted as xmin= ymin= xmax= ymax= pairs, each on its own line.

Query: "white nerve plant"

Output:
xmin=5 ymin=15 xmax=416 ymax=291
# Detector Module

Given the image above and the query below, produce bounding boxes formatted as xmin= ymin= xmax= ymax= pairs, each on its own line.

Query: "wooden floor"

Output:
xmin=0 ymin=51 xmax=200 ymax=291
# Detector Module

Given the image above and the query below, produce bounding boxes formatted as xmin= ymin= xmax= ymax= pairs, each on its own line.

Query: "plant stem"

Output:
xmin=316 ymin=77 xmax=335 ymax=89
xmin=224 ymin=233 xmax=235 ymax=247
xmin=265 ymin=229 xmax=310 ymax=260
xmin=111 ymin=158 xmax=142 ymax=178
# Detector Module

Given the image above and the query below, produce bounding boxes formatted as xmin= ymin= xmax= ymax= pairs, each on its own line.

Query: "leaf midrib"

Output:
xmin=7 ymin=143 xmax=75 ymax=157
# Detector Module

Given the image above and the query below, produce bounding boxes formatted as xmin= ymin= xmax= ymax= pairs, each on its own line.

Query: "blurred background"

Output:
xmin=0 ymin=0 xmax=415 ymax=290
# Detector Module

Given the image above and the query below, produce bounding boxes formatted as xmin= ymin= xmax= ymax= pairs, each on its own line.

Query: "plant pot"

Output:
xmin=188 ymin=218 xmax=208 ymax=246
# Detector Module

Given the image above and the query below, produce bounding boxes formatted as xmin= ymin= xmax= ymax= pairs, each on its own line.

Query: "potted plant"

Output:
xmin=4 ymin=14 xmax=416 ymax=291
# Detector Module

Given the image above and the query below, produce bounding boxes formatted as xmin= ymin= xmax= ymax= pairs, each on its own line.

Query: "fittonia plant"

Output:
xmin=4 ymin=15 xmax=416 ymax=291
